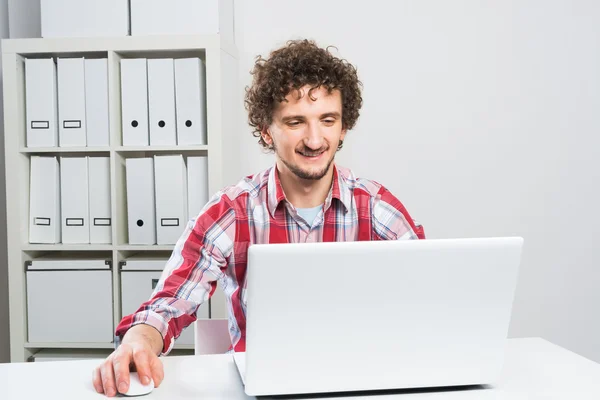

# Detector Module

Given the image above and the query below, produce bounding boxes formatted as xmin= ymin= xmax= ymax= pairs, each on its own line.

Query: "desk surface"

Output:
xmin=0 ymin=338 xmax=599 ymax=399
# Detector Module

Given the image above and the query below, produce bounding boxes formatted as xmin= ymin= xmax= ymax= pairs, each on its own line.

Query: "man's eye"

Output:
xmin=323 ymin=119 xmax=335 ymax=124
xmin=288 ymin=121 xmax=301 ymax=126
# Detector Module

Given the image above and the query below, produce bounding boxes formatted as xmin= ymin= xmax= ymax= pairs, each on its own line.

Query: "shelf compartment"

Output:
xmin=22 ymin=244 xmax=113 ymax=252
xmin=116 ymin=145 xmax=208 ymax=152
xmin=20 ymin=147 xmax=111 ymax=154
xmin=116 ymin=245 xmax=175 ymax=252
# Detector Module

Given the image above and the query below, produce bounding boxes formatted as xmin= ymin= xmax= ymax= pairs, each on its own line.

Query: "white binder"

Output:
xmin=25 ymin=58 xmax=58 ymax=148
xmin=126 ymin=158 xmax=156 ymax=244
xmin=174 ymin=58 xmax=207 ymax=145
xmin=60 ymin=157 xmax=90 ymax=244
xmin=57 ymin=58 xmax=87 ymax=147
xmin=85 ymin=59 xmax=110 ymax=147
xmin=154 ymin=155 xmax=188 ymax=245
xmin=187 ymin=156 xmax=209 ymax=219
xmin=148 ymin=58 xmax=177 ymax=146
xmin=29 ymin=156 xmax=61 ymax=243
xmin=121 ymin=58 xmax=149 ymax=146
xmin=88 ymin=157 xmax=112 ymax=244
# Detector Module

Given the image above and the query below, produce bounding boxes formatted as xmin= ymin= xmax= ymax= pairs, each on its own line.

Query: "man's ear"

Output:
xmin=340 ymin=128 xmax=347 ymax=141
xmin=261 ymin=127 xmax=273 ymax=146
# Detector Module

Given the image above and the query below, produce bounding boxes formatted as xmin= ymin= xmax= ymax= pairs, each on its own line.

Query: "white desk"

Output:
xmin=1 ymin=338 xmax=599 ymax=399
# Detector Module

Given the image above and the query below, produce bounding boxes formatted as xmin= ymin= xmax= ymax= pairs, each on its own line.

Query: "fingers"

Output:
xmin=100 ymin=359 xmax=118 ymax=397
xmin=92 ymin=366 xmax=104 ymax=394
xmin=132 ymin=347 xmax=153 ymax=386
xmin=149 ymin=356 xmax=165 ymax=388
xmin=92 ymin=342 xmax=164 ymax=397
xmin=112 ymin=347 xmax=132 ymax=395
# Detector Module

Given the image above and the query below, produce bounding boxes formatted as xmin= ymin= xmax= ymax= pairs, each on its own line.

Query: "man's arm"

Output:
xmin=92 ymin=203 xmax=232 ymax=398
xmin=114 ymin=197 xmax=235 ymax=355
xmin=371 ymin=186 xmax=425 ymax=240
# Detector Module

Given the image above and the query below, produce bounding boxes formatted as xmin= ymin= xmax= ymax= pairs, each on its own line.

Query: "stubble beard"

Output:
xmin=273 ymin=142 xmax=335 ymax=181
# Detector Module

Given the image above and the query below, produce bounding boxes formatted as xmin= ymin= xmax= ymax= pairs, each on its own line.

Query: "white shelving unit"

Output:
xmin=2 ymin=35 xmax=239 ymax=362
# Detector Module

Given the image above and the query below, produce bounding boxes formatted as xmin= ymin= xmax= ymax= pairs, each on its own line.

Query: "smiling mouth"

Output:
xmin=297 ymin=149 xmax=326 ymax=158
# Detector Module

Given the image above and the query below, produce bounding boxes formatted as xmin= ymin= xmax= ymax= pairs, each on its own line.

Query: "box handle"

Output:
xmin=63 ymin=120 xmax=82 ymax=129
xmin=31 ymin=121 xmax=50 ymax=129
xmin=161 ymin=218 xmax=179 ymax=227
xmin=34 ymin=217 xmax=51 ymax=226
xmin=94 ymin=218 xmax=111 ymax=226
xmin=66 ymin=218 xmax=84 ymax=227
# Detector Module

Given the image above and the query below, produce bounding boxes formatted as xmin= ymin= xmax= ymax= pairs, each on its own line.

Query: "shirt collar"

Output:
xmin=267 ymin=164 xmax=351 ymax=218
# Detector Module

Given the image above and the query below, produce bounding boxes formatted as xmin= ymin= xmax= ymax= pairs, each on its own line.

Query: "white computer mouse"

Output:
xmin=118 ymin=371 xmax=154 ymax=397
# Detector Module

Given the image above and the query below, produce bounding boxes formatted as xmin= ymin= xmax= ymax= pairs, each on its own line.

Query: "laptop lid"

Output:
xmin=242 ymin=237 xmax=523 ymax=396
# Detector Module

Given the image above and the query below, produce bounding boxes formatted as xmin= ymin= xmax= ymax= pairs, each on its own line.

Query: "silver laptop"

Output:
xmin=234 ymin=237 xmax=523 ymax=397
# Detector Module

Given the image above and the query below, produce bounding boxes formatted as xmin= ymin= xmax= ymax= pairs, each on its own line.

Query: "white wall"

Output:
xmin=7 ymin=0 xmax=40 ymax=38
xmin=234 ymin=0 xmax=600 ymax=362
xmin=0 ymin=0 xmax=10 ymax=364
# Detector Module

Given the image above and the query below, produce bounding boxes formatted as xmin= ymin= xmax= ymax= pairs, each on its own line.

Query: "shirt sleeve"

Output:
xmin=371 ymin=186 xmax=426 ymax=241
xmin=114 ymin=195 xmax=235 ymax=356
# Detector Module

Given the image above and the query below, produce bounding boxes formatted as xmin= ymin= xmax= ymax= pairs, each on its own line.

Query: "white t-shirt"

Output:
xmin=296 ymin=205 xmax=322 ymax=226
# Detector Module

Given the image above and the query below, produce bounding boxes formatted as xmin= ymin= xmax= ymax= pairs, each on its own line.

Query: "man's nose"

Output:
xmin=303 ymin=122 xmax=325 ymax=149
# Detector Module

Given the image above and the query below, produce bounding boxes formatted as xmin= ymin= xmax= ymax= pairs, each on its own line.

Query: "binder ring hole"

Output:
xmin=137 ymin=219 xmax=144 ymax=227
xmin=185 ymin=120 xmax=192 ymax=128
xmin=158 ymin=120 xmax=166 ymax=128
xmin=131 ymin=120 xmax=139 ymax=128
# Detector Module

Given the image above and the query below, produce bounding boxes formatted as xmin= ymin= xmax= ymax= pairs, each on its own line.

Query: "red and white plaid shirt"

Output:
xmin=115 ymin=164 xmax=425 ymax=355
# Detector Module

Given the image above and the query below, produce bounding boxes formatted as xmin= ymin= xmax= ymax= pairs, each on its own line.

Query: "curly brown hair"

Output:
xmin=244 ymin=39 xmax=363 ymax=150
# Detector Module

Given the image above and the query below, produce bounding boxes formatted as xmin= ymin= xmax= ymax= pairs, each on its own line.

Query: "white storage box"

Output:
xmin=120 ymin=256 xmax=168 ymax=271
xmin=28 ymin=258 xmax=110 ymax=270
xmin=121 ymin=270 xmax=200 ymax=346
xmin=26 ymin=259 xmax=113 ymax=343
xmin=31 ymin=349 xmax=111 ymax=362
xmin=130 ymin=0 xmax=234 ymax=43
xmin=41 ymin=0 xmax=129 ymax=38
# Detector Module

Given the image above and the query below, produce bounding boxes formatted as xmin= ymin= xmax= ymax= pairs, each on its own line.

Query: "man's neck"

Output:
xmin=276 ymin=162 xmax=334 ymax=209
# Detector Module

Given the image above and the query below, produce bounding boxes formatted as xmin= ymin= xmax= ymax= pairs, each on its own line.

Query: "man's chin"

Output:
xmin=291 ymin=161 xmax=333 ymax=181
xmin=293 ymin=169 xmax=328 ymax=181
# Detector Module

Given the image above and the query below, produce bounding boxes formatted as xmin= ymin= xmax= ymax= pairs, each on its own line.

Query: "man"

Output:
xmin=93 ymin=39 xmax=425 ymax=397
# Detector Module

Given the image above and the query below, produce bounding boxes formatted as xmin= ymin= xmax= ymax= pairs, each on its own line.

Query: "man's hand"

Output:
xmin=92 ymin=325 xmax=164 ymax=397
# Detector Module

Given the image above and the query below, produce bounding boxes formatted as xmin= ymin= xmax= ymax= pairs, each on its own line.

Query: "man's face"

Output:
xmin=263 ymin=85 xmax=347 ymax=181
